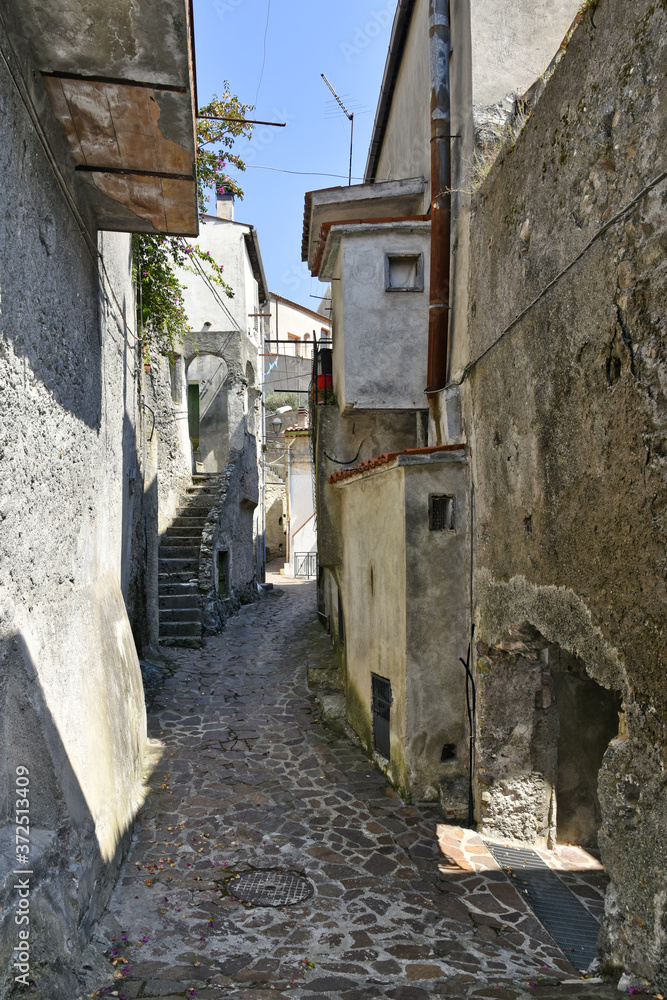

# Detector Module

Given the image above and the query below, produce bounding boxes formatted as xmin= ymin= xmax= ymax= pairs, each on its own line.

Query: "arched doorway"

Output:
xmin=476 ymin=625 xmax=622 ymax=849
xmin=185 ymin=354 xmax=228 ymax=472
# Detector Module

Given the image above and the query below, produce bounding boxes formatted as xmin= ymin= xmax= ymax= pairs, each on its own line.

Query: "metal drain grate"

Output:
xmin=485 ymin=843 xmax=600 ymax=970
xmin=227 ymin=869 xmax=314 ymax=907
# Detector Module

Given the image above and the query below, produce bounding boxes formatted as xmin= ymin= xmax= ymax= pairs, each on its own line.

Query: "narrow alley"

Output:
xmin=92 ymin=577 xmax=618 ymax=1000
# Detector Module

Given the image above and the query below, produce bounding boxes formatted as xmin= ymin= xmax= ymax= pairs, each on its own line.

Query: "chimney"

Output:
xmin=216 ymin=192 xmax=235 ymax=220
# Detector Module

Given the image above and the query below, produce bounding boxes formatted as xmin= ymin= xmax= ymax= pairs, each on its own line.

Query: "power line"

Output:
xmin=245 ymin=164 xmax=367 ymax=180
xmin=255 ymin=0 xmax=271 ymax=106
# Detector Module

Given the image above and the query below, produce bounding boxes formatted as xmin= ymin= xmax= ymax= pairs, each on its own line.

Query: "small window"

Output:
xmin=429 ymin=494 xmax=456 ymax=531
xmin=384 ymin=252 xmax=424 ymax=292
xmin=371 ymin=674 xmax=392 ymax=758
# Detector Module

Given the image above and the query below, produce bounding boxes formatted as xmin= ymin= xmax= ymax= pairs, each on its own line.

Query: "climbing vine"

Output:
xmin=135 ymin=83 xmax=254 ymax=363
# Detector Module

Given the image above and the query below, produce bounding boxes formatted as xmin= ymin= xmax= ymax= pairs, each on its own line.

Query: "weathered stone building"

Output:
xmin=305 ymin=0 xmax=666 ymax=986
xmin=0 ymin=2 xmax=198 ymax=996
xmin=151 ymin=193 xmax=268 ymax=642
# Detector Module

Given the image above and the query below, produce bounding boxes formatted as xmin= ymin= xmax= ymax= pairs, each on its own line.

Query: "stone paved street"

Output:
xmin=92 ymin=575 xmax=620 ymax=1000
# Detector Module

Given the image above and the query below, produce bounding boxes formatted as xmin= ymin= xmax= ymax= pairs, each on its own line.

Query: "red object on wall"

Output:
xmin=317 ymin=374 xmax=333 ymax=392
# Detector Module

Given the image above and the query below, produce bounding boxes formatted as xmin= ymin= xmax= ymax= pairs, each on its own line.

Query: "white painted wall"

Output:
xmin=268 ymin=294 xmax=331 ymax=358
xmin=284 ymin=432 xmax=316 ymax=577
xmin=327 ymin=223 xmax=431 ymax=413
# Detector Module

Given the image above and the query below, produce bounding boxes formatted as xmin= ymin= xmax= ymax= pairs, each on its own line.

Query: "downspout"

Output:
xmin=426 ymin=0 xmax=451 ymax=440
xmin=284 ymin=435 xmax=297 ymax=567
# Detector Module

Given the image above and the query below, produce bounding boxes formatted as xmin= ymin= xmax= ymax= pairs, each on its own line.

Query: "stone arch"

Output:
xmin=184 ymin=352 xmax=230 ymax=473
xmin=475 ymin=622 xmax=622 ymax=848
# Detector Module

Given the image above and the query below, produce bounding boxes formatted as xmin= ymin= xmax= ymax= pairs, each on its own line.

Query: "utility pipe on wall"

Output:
xmin=426 ymin=0 xmax=451 ymax=397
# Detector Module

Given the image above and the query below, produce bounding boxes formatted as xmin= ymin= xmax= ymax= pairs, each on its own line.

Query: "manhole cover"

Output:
xmin=228 ymin=869 xmax=314 ymax=907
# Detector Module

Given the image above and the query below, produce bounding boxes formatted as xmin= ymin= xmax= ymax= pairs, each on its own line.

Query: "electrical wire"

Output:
xmin=245 ymin=164 xmax=368 ymax=180
xmin=255 ymin=0 xmax=271 ymax=106
xmin=447 ymin=166 xmax=667 ymax=390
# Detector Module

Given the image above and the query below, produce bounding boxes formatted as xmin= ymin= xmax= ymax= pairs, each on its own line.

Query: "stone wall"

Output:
xmin=463 ymin=0 xmax=667 ymax=984
xmin=265 ymin=478 xmax=286 ymax=562
xmin=0 ymin=25 xmax=147 ymax=998
xmin=200 ymin=436 xmax=259 ymax=633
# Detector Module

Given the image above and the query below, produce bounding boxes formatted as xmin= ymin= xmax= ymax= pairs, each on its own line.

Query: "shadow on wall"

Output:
xmin=0 ymin=125 xmax=106 ymax=431
xmin=0 ymin=633 xmax=138 ymax=1000
xmin=121 ymin=407 xmax=159 ymax=658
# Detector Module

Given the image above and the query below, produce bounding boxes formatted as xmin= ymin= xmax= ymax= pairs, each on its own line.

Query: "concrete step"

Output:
xmin=159 ymin=545 xmax=200 ymax=560
xmin=159 ymin=622 xmax=202 ymax=637
xmin=159 ymin=594 xmax=200 ymax=610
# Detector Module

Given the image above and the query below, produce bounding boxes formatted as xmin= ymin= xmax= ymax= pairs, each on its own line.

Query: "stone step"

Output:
xmin=160 ymin=535 xmax=201 ymax=548
xmin=159 ymin=557 xmax=199 ymax=573
xmin=159 ymin=594 xmax=200 ymax=610
xmin=159 ymin=609 xmax=201 ymax=624
xmin=159 ymin=622 xmax=202 ymax=637
xmin=186 ymin=484 xmax=218 ymax=495
xmin=160 ymin=636 xmax=203 ymax=649
xmin=159 ymin=545 xmax=200 ymax=560
xmin=163 ymin=527 xmax=205 ymax=539
xmin=181 ymin=494 xmax=218 ymax=508
xmin=170 ymin=514 xmax=210 ymax=528
xmin=158 ymin=572 xmax=198 ymax=586
xmin=158 ymin=581 xmax=199 ymax=597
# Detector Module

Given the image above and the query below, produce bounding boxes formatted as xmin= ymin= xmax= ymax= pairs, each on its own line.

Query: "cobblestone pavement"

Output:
xmin=93 ymin=575 xmax=621 ymax=1000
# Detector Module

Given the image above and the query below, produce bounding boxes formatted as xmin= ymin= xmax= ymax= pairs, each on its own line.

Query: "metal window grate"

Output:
xmin=371 ymin=674 xmax=392 ymax=758
xmin=429 ymin=494 xmax=455 ymax=531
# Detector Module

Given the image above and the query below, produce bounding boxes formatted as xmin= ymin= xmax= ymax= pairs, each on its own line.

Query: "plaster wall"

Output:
xmin=0 ymin=35 xmax=147 ymax=996
xmin=374 ymin=0 xmax=430 ymax=205
xmin=404 ymin=458 xmax=469 ymax=809
xmin=178 ymin=217 xmax=260 ymax=339
xmin=312 ymin=404 xmax=423 ymax=573
xmin=337 ymin=225 xmax=431 ymax=412
xmin=269 ymin=295 xmax=329 ymax=355
xmin=463 ymin=0 xmax=667 ymax=983
xmin=265 ymin=479 xmax=286 ymax=562
xmin=187 ymin=353 xmax=229 ymax=472
xmin=338 ymin=468 xmax=408 ymax=791
xmin=199 ymin=435 xmax=259 ymax=632
xmin=469 ymin=0 xmax=581 ymax=117
xmin=285 ymin=435 xmax=316 ymax=576
xmin=149 ymin=355 xmax=196 ymax=536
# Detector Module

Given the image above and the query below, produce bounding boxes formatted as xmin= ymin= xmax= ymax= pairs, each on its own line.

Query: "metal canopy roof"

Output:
xmin=9 ymin=0 xmax=199 ymax=235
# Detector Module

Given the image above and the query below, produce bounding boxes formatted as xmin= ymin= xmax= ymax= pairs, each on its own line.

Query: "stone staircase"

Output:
xmin=158 ymin=474 xmax=219 ymax=646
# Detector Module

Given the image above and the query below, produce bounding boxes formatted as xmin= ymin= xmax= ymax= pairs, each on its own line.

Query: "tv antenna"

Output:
xmin=321 ymin=73 xmax=353 ymax=185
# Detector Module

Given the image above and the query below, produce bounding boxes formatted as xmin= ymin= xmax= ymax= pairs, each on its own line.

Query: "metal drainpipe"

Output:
xmin=426 ymin=0 xmax=451 ymax=429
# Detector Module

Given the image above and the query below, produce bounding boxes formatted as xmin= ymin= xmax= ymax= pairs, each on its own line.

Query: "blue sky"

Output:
xmin=193 ymin=0 xmax=397 ymax=304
